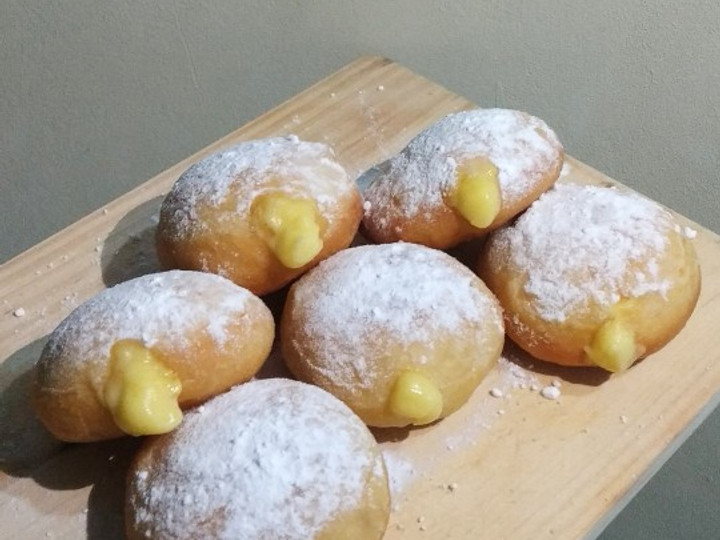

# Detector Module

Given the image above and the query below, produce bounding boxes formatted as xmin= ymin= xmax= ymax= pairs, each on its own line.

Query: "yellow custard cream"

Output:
xmin=103 ymin=339 xmax=183 ymax=436
xmin=252 ymin=194 xmax=324 ymax=268
xmin=387 ymin=371 xmax=443 ymax=425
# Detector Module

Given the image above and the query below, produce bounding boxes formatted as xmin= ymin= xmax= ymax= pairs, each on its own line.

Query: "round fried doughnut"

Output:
xmin=281 ymin=242 xmax=504 ymax=428
xmin=126 ymin=378 xmax=390 ymax=540
xmin=33 ymin=270 xmax=274 ymax=442
xmin=156 ymin=136 xmax=363 ymax=296
xmin=362 ymin=108 xmax=564 ymax=249
xmin=479 ymin=183 xmax=701 ymax=371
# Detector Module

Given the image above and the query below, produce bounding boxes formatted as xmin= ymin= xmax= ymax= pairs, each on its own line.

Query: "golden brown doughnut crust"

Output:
xmin=281 ymin=243 xmax=505 ymax=427
xmin=126 ymin=379 xmax=390 ymax=540
xmin=478 ymin=183 xmax=701 ymax=367
xmin=33 ymin=271 xmax=274 ymax=442
xmin=362 ymin=108 xmax=564 ymax=249
xmin=156 ymin=136 xmax=363 ymax=296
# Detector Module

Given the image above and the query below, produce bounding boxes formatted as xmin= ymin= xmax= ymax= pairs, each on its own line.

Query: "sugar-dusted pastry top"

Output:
xmin=128 ymin=378 xmax=387 ymax=539
xmin=288 ymin=242 xmax=503 ymax=392
xmin=41 ymin=270 xmax=253 ymax=366
xmin=485 ymin=183 xmax=683 ymax=323
xmin=160 ymin=135 xmax=355 ymax=240
xmin=364 ymin=108 xmax=563 ymax=228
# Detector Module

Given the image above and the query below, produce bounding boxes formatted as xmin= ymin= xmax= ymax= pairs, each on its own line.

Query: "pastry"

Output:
xmin=281 ymin=242 xmax=504 ymax=427
xmin=478 ymin=183 xmax=701 ymax=371
xmin=156 ymin=136 xmax=363 ymax=295
xmin=33 ymin=270 xmax=274 ymax=442
xmin=362 ymin=108 xmax=564 ymax=249
xmin=126 ymin=378 xmax=390 ymax=540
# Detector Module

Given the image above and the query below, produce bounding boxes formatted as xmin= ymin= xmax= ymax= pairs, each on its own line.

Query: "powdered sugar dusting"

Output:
xmin=364 ymin=108 xmax=563 ymax=229
xmin=487 ymin=183 xmax=675 ymax=322
xmin=41 ymin=270 xmax=252 ymax=367
xmin=161 ymin=136 xmax=354 ymax=239
xmin=290 ymin=243 xmax=503 ymax=392
xmin=381 ymin=355 xmax=539 ymax=504
xmin=128 ymin=379 xmax=384 ymax=539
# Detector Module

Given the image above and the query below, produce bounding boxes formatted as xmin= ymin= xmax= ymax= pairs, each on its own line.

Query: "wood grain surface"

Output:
xmin=2 ymin=56 xmax=719 ymax=540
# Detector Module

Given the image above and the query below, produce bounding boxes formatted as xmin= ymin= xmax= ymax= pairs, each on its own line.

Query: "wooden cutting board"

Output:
xmin=2 ymin=56 xmax=720 ymax=540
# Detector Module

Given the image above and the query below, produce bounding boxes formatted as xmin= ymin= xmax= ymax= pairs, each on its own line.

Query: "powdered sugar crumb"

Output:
xmin=540 ymin=386 xmax=561 ymax=400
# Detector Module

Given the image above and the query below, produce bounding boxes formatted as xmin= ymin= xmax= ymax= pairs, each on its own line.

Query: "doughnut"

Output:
xmin=281 ymin=242 xmax=505 ymax=428
xmin=362 ymin=108 xmax=564 ymax=249
xmin=126 ymin=378 xmax=390 ymax=540
xmin=478 ymin=183 xmax=701 ymax=371
xmin=33 ymin=270 xmax=274 ymax=442
xmin=156 ymin=136 xmax=363 ymax=296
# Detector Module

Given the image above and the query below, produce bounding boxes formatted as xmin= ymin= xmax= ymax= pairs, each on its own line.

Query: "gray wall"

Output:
xmin=3 ymin=1 xmax=719 ymax=262
xmin=2 ymin=3 xmax=719 ymax=537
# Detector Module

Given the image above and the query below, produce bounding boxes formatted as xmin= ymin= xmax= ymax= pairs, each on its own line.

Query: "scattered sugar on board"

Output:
xmin=364 ymin=108 xmax=563 ymax=230
xmin=291 ymin=243 xmax=503 ymax=393
xmin=42 ymin=271 xmax=252 ymax=368
xmin=129 ymin=379 xmax=381 ymax=539
xmin=487 ymin=183 xmax=677 ymax=322
xmin=161 ymin=136 xmax=354 ymax=240
xmin=381 ymin=449 xmax=417 ymax=506
xmin=355 ymin=89 xmax=395 ymax=169
xmin=381 ymin=355 xmax=539 ymax=505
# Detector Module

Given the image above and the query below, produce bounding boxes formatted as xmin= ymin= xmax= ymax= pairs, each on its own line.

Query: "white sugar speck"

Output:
xmin=13 ymin=307 xmax=26 ymax=317
xmin=489 ymin=387 xmax=504 ymax=398
xmin=684 ymin=226 xmax=697 ymax=239
xmin=540 ymin=386 xmax=561 ymax=400
xmin=620 ymin=415 xmax=629 ymax=424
